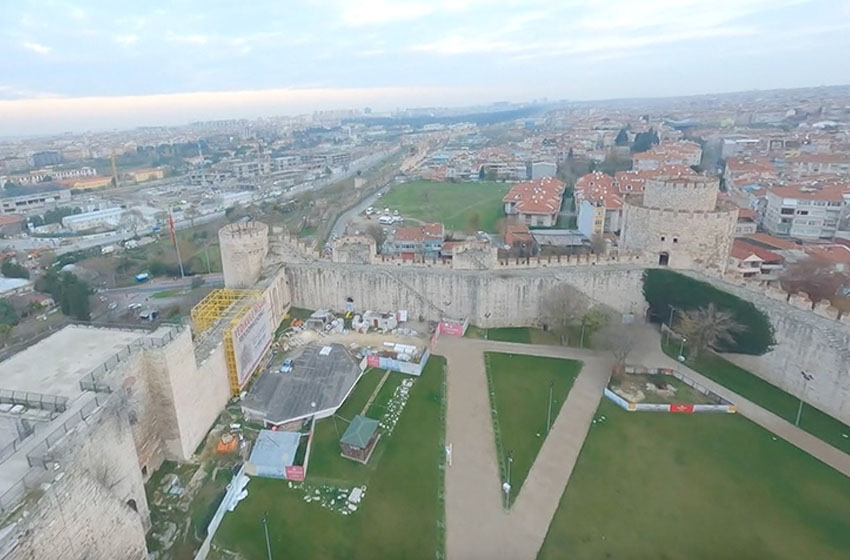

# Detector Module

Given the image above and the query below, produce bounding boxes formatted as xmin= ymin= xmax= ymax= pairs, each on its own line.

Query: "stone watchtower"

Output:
xmin=219 ymin=221 xmax=269 ymax=288
xmin=620 ymin=172 xmax=738 ymax=275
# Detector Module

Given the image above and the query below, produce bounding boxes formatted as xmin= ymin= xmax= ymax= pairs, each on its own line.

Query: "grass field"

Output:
xmin=484 ymin=352 xmax=582 ymax=506
xmin=465 ymin=326 xmax=560 ymax=345
xmin=662 ymin=339 xmax=850 ymax=455
xmin=538 ymin=399 xmax=850 ymax=559
xmin=214 ymin=357 xmax=446 ymax=559
xmin=378 ymin=180 xmax=510 ymax=232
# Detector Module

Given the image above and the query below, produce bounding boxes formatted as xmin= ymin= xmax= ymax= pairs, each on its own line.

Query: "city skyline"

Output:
xmin=2 ymin=0 xmax=850 ymax=134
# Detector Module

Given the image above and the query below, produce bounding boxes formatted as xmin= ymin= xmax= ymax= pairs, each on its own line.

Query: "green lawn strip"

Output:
xmin=464 ymin=325 xmax=561 ymax=345
xmin=214 ymin=357 xmax=446 ymax=560
xmin=538 ymin=400 xmax=850 ymax=560
xmin=151 ymin=289 xmax=183 ymax=299
xmin=662 ymin=339 xmax=850 ymax=454
xmin=378 ymin=180 xmax=510 ymax=232
xmin=484 ymin=352 xmax=582 ymax=506
xmin=364 ymin=372 xmax=405 ymax=419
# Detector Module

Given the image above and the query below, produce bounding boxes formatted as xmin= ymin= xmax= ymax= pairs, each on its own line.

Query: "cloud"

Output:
xmin=113 ymin=34 xmax=140 ymax=46
xmin=0 ymin=85 xmax=62 ymax=100
xmin=22 ymin=41 xmax=51 ymax=55
xmin=166 ymin=33 xmax=209 ymax=45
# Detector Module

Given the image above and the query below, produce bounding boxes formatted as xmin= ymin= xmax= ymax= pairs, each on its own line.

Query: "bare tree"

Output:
xmin=539 ymin=284 xmax=590 ymax=343
xmin=590 ymin=233 xmax=607 ymax=255
xmin=675 ymin=303 xmax=746 ymax=357
xmin=601 ymin=322 xmax=640 ymax=371
xmin=122 ymin=208 xmax=146 ymax=236
xmin=780 ymin=258 xmax=848 ymax=306
xmin=364 ymin=224 xmax=386 ymax=251
xmin=184 ymin=205 xmax=199 ymax=228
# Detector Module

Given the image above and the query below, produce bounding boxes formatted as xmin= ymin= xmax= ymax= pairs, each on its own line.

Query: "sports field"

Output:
xmin=379 ymin=180 xmax=510 ymax=232
xmin=537 ymin=399 xmax=850 ymax=559
xmin=213 ymin=358 xmax=446 ymax=559
xmin=484 ymin=352 xmax=582 ymax=506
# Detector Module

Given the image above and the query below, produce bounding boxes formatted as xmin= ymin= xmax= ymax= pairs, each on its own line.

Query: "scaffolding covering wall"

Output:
xmin=191 ymin=288 xmax=268 ymax=396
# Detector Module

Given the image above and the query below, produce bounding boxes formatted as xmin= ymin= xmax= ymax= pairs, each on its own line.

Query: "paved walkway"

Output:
xmin=438 ymin=337 xmax=612 ymax=560
xmin=438 ymin=328 xmax=850 ymax=560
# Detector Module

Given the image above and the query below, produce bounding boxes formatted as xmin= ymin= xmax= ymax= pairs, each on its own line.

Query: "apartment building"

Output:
xmin=502 ymin=177 xmax=566 ymax=227
xmin=762 ymin=183 xmax=848 ymax=239
xmin=785 ymin=154 xmax=850 ymax=178
xmin=383 ymin=223 xmax=445 ymax=259
xmin=0 ymin=187 xmax=71 ymax=215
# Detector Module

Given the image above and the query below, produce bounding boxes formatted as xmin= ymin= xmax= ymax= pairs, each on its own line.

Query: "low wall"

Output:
xmin=606 ymin=367 xmax=736 ymax=414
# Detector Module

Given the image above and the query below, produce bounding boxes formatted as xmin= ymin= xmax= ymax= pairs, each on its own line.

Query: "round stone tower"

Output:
xmin=219 ymin=221 xmax=269 ymax=288
xmin=620 ymin=173 xmax=737 ymax=275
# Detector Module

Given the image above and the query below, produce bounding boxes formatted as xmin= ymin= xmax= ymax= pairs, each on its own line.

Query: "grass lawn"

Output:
xmin=484 ymin=352 xmax=583 ymax=506
xmin=151 ymin=289 xmax=183 ymax=299
xmin=538 ymin=400 xmax=850 ymax=560
xmin=213 ymin=357 xmax=446 ymax=560
xmin=465 ymin=326 xmax=560 ymax=345
xmin=378 ymin=180 xmax=510 ymax=232
xmin=662 ymin=339 xmax=850 ymax=455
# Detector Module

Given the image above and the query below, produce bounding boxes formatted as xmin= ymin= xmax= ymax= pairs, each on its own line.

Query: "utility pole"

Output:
xmin=547 ymin=381 xmax=554 ymax=434
xmin=262 ymin=512 xmax=273 ymax=560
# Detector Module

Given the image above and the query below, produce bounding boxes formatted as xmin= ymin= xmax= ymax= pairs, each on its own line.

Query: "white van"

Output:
xmin=378 ymin=215 xmax=394 ymax=225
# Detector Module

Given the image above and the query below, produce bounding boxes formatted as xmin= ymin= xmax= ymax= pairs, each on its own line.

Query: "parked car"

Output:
xmin=280 ymin=359 xmax=294 ymax=373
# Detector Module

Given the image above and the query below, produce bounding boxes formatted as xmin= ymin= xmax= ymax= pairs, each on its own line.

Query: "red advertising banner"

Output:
xmin=439 ymin=321 xmax=464 ymax=337
xmin=366 ymin=354 xmax=381 ymax=368
xmin=670 ymin=403 xmax=694 ymax=414
xmin=285 ymin=465 xmax=305 ymax=481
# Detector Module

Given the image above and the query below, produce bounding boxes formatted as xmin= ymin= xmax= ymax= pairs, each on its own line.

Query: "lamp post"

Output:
xmin=262 ymin=512 xmax=273 ymax=560
xmin=666 ymin=305 xmax=677 ymax=345
xmin=795 ymin=371 xmax=814 ymax=427
xmin=678 ymin=336 xmax=687 ymax=361
xmin=547 ymin=381 xmax=554 ymax=434
xmin=503 ymin=450 xmax=513 ymax=509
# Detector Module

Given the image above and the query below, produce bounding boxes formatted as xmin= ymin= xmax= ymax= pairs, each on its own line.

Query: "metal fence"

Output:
xmin=0 ymin=390 xmax=68 ymax=413
xmin=26 ymin=395 xmax=106 ymax=469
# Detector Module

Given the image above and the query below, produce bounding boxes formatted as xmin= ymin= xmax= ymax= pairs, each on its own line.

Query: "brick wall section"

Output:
xmin=4 ymin=412 xmax=148 ymax=559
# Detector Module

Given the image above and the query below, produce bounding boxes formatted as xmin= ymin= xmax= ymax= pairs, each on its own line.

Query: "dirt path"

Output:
xmin=438 ymin=337 xmax=612 ymax=559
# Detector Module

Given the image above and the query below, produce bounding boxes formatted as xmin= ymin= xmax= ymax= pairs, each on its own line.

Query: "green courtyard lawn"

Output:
xmin=213 ymin=357 xmax=446 ymax=560
xmin=484 ymin=352 xmax=583 ymax=506
xmin=662 ymin=338 xmax=850 ymax=455
xmin=465 ymin=326 xmax=560 ymax=345
xmin=538 ymin=400 xmax=850 ymax=560
xmin=378 ymin=180 xmax=510 ymax=232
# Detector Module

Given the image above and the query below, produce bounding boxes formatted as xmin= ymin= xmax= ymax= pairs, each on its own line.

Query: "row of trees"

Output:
xmin=28 ymin=206 xmax=83 ymax=227
xmin=1 ymin=259 xmax=29 ymax=279
xmin=35 ymin=271 xmax=91 ymax=321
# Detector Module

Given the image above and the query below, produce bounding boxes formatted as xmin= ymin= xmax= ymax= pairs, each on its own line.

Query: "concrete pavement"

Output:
xmin=439 ymin=337 xmax=612 ymax=560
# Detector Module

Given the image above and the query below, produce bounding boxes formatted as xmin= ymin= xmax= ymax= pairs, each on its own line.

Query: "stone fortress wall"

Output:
xmin=262 ymin=226 xmax=850 ymax=426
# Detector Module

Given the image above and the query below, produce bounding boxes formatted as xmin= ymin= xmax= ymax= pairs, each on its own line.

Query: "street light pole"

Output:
xmin=262 ymin=512 xmax=273 ymax=560
xmin=506 ymin=451 xmax=513 ymax=508
xmin=678 ymin=336 xmax=687 ymax=360
xmin=795 ymin=371 xmax=814 ymax=427
xmin=547 ymin=381 xmax=554 ymax=434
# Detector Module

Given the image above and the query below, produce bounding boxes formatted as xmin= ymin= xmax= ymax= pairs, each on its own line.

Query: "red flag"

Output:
xmin=169 ymin=212 xmax=176 ymax=245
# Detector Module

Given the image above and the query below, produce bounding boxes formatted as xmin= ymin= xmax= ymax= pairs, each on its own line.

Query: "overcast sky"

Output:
xmin=2 ymin=0 xmax=850 ymax=134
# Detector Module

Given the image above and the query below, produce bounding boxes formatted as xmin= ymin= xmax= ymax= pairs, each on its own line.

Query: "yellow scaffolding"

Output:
xmin=191 ymin=288 xmax=263 ymax=396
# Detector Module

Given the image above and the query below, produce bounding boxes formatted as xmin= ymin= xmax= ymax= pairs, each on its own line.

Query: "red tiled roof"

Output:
xmin=0 ymin=214 xmax=24 ymax=226
xmin=742 ymin=233 xmax=800 ymax=251
xmin=393 ymin=223 xmax=444 ymax=242
xmin=805 ymin=244 xmax=850 ymax=265
xmin=503 ymin=177 xmax=566 ymax=215
xmin=737 ymin=208 xmax=757 ymax=221
xmin=731 ymin=239 xmax=784 ymax=263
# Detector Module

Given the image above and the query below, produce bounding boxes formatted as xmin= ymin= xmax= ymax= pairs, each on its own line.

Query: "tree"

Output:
xmin=484 ymin=168 xmax=498 ymax=182
xmin=0 ymin=324 xmax=11 ymax=347
xmin=467 ymin=211 xmax=482 ymax=233
xmin=590 ymin=233 xmax=606 ymax=255
xmin=184 ymin=205 xmax=199 ymax=228
xmin=364 ymin=224 xmax=386 ymax=251
xmin=539 ymin=284 xmax=590 ymax=343
xmin=580 ymin=306 xmax=610 ymax=345
xmin=1 ymin=259 xmax=29 ymax=279
xmin=675 ymin=303 xmax=745 ymax=357
xmin=0 ymin=300 xmax=19 ymax=327
xmin=615 ymin=128 xmax=629 ymax=146
xmin=601 ymin=322 xmax=640 ymax=371
xmin=632 ymin=128 xmax=660 ymax=153
xmin=122 ymin=209 xmax=146 ymax=236
xmin=780 ymin=258 xmax=848 ymax=306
